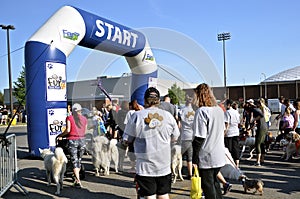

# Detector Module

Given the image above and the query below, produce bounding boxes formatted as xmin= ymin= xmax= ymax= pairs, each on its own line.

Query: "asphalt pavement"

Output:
xmin=1 ymin=123 xmax=300 ymax=199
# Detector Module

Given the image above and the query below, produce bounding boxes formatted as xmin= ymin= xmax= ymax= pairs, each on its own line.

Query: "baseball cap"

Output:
xmin=72 ymin=103 xmax=82 ymax=111
xmin=144 ymin=87 xmax=160 ymax=99
xmin=247 ymin=99 xmax=254 ymax=104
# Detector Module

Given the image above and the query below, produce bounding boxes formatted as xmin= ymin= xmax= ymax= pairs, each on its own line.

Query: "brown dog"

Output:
xmin=239 ymin=175 xmax=264 ymax=195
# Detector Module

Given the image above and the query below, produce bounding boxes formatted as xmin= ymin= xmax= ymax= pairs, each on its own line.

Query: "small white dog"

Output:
xmin=171 ymin=144 xmax=184 ymax=183
xmin=39 ymin=147 xmax=68 ymax=195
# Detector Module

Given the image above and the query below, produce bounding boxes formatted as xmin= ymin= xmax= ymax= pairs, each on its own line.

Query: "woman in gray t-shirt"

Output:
xmin=192 ymin=83 xmax=226 ymax=199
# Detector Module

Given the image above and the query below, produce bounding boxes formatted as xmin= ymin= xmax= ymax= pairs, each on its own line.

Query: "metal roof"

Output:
xmin=263 ymin=66 xmax=300 ymax=83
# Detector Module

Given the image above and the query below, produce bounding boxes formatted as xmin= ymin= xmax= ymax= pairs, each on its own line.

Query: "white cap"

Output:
xmin=247 ymin=99 xmax=254 ymax=104
xmin=72 ymin=103 xmax=82 ymax=111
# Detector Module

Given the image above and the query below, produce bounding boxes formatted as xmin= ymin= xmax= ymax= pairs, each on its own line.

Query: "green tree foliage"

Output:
xmin=0 ymin=91 xmax=3 ymax=105
xmin=13 ymin=66 xmax=26 ymax=106
xmin=168 ymin=83 xmax=186 ymax=105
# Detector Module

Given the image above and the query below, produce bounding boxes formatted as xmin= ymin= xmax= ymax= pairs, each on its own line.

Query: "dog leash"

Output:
xmin=225 ymin=152 xmax=242 ymax=174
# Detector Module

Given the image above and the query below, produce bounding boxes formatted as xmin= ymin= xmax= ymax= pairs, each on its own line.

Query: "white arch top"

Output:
xmin=25 ymin=5 xmax=158 ymax=155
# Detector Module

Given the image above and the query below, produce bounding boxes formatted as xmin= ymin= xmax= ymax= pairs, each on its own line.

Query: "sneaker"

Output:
xmin=223 ymin=182 xmax=232 ymax=195
xmin=73 ymin=181 xmax=82 ymax=189
xmin=254 ymin=162 xmax=261 ymax=166
xmin=293 ymin=155 xmax=300 ymax=159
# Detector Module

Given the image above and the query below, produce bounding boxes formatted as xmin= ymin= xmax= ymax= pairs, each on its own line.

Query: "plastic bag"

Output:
xmin=97 ymin=120 xmax=107 ymax=135
xmin=190 ymin=166 xmax=202 ymax=199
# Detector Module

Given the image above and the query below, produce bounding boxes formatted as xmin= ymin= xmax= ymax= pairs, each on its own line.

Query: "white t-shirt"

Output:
xmin=224 ymin=107 xmax=240 ymax=137
xmin=124 ymin=110 xmax=135 ymax=125
xmin=123 ymin=107 xmax=180 ymax=176
xmin=193 ymin=106 xmax=226 ymax=169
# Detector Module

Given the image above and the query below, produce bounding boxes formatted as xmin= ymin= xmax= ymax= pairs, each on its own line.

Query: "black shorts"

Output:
xmin=224 ymin=136 xmax=240 ymax=161
xmin=135 ymin=173 xmax=172 ymax=197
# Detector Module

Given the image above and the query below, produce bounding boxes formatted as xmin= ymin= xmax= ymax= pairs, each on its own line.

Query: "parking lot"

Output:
xmin=1 ymin=124 xmax=300 ymax=199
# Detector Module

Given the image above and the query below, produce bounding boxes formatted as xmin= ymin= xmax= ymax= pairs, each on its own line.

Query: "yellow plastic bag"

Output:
xmin=190 ymin=166 xmax=202 ymax=199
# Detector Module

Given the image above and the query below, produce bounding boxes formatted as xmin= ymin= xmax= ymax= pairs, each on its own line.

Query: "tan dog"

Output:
xmin=293 ymin=131 xmax=300 ymax=141
xmin=240 ymin=175 xmax=264 ymax=195
xmin=284 ymin=132 xmax=300 ymax=160
xmin=171 ymin=144 xmax=184 ymax=183
xmin=39 ymin=147 xmax=68 ymax=195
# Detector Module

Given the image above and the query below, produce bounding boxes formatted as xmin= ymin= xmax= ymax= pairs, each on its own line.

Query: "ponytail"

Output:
xmin=72 ymin=110 xmax=82 ymax=128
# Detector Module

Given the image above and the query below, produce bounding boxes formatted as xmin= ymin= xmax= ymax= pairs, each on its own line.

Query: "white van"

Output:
xmin=267 ymin=99 xmax=281 ymax=113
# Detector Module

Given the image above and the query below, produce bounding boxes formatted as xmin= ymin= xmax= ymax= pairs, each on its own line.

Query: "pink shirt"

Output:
xmin=66 ymin=115 xmax=87 ymax=140
xmin=283 ymin=114 xmax=294 ymax=129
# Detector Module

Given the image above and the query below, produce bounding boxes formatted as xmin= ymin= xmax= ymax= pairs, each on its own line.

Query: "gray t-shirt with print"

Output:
xmin=123 ymin=107 xmax=180 ymax=176
xmin=179 ymin=105 xmax=195 ymax=141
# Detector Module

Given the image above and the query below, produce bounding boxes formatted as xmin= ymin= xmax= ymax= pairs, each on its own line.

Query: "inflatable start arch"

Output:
xmin=25 ymin=6 xmax=157 ymax=155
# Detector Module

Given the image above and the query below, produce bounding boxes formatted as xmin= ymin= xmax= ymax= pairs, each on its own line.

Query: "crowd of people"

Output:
xmin=0 ymin=105 xmax=27 ymax=125
xmin=58 ymin=85 xmax=300 ymax=199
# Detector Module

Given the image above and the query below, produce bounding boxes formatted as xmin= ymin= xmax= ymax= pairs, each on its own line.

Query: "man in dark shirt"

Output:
xmin=159 ymin=94 xmax=178 ymax=121
xmin=1 ymin=105 xmax=8 ymax=125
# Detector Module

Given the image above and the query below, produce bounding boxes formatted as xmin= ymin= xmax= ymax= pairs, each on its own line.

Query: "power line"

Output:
xmin=0 ymin=46 xmax=24 ymax=58
xmin=157 ymin=64 xmax=185 ymax=86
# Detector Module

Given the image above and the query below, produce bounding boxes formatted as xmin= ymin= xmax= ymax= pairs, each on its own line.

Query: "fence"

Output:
xmin=0 ymin=134 xmax=28 ymax=197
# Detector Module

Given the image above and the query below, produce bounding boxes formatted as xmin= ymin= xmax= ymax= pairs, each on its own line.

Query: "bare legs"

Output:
xmin=187 ymin=161 xmax=193 ymax=177
xmin=73 ymin=167 xmax=81 ymax=184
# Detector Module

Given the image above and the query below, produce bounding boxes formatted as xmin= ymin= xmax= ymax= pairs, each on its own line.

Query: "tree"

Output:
xmin=0 ymin=91 xmax=3 ymax=105
xmin=13 ymin=66 xmax=26 ymax=106
xmin=168 ymin=83 xmax=186 ymax=106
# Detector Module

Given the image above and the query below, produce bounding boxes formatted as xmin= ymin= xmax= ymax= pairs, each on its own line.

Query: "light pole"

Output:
xmin=0 ymin=24 xmax=15 ymax=115
xmin=243 ymin=78 xmax=246 ymax=103
xmin=218 ymin=32 xmax=231 ymax=99
xmin=261 ymin=72 xmax=267 ymax=99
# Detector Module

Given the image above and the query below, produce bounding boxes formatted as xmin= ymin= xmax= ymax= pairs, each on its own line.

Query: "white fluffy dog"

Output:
xmin=39 ymin=147 xmax=68 ymax=195
xmin=171 ymin=144 xmax=184 ymax=183
xmin=92 ymin=136 xmax=110 ymax=176
xmin=91 ymin=136 xmax=119 ymax=176
xmin=109 ymin=138 xmax=119 ymax=173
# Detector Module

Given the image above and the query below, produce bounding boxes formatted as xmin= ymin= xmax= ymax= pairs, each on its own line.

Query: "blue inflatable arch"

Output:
xmin=25 ymin=6 xmax=157 ymax=155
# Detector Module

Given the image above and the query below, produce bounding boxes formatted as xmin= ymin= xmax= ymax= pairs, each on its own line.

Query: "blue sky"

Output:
xmin=1 ymin=0 xmax=300 ymax=93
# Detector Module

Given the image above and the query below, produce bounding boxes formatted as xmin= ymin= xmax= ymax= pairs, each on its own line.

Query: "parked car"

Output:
xmin=267 ymin=99 xmax=281 ymax=113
